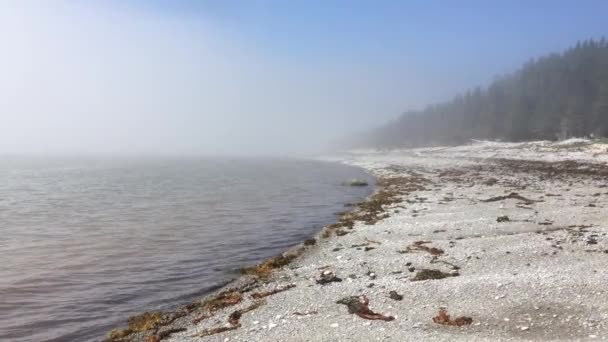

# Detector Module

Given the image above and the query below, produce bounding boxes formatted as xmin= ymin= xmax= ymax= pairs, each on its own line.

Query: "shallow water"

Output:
xmin=0 ymin=157 xmax=373 ymax=342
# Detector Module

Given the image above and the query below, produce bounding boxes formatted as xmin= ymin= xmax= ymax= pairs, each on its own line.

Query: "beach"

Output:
xmin=108 ymin=140 xmax=608 ymax=342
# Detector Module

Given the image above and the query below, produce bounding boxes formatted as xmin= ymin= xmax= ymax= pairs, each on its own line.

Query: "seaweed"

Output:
xmin=480 ymin=192 xmax=536 ymax=205
xmin=303 ymin=238 xmax=316 ymax=246
xmin=250 ymin=284 xmax=296 ymax=299
xmin=201 ymin=290 xmax=242 ymax=312
xmin=191 ymin=325 xmax=240 ymax=338
xmin=412 ymin=269 xmax=457 ymax=281
xmin=432 ymin=308 xmax=473 ymax=326
xmin=240 ymin=253 xmax=297 ymax=278
xmin=336 ymin=295 xmax=394 ymax=321
xmin=400 ymin=241 xmax=444 ymax=256
xmin=146 ymin=328 xmax=187 ymax=342
xmin=227 ymin=300 xmax=265 ymax=325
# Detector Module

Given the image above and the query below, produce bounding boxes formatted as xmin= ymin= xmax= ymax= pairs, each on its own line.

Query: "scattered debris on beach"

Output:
xmin=400 ymin=240 xmax=444 ymax=256
xmin=240 ymin=253 xmax=298 ymax=278
xmin=481 ymin=192 xmax=536 ymax=205
xmin=303 ymin=238 xmax=316 ymax=246
xmin=388 ymin=290 xmax=404 ymax=301
xmin=250 ymin=283 xmax=296 ymax=299
xmin=104 ymin=142 xmax=608 ymax=341
xmin=412 ymin=269 xmax=457 ymax=281
xmin=432 ymin=308 xmax=473 ymax=326
xmin=316 ymin=270 xmax=343 ymax=285
xmin=228 ymin=300 xmax=266 ymax=325
xmin=145 ymin=328 xmax=186 ymax=342
xmin=497 ymin=215 xmax=510 ymax=222
xmin=191 ymin=325 xmax=239 ymax=338
xmin=192 ymin=300 xmax=266 ymax=338
xmin=201 ymin=290 xmax=242 ymax=312
xmin=337 ymin=295 xmax=395 ymax=321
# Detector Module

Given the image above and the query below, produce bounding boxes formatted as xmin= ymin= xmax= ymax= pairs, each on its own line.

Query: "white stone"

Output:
xmin=330 ymin=323 xmax=339 ymax=328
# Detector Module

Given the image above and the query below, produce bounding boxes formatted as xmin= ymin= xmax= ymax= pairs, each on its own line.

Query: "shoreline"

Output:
xmin=103 ymin=162 xmax=379 ymax=342
xmin=106 ymin=141 xmax=608 ymax=342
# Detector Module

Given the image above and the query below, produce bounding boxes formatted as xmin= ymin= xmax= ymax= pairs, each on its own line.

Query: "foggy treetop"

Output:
xmin=365 ymin=39 xmax=608 ymax=148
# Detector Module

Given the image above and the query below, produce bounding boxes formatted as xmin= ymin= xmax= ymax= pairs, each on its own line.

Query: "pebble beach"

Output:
xmin=108 ymin=140 xmax=608 ymax=342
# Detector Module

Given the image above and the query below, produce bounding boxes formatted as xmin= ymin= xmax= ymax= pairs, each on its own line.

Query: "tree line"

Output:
xmin=363 ymin=38 xmax=608 ymax=148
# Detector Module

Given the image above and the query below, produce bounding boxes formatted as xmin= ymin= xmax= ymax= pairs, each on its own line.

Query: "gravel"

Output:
xmin=162 ymin=143 xmax=608 ymax=342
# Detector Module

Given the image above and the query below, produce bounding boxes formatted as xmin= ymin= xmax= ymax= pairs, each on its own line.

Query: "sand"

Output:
xmin=110 ymin=141 xmax=608 ymax=342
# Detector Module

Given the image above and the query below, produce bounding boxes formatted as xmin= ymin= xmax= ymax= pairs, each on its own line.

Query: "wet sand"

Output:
xmin=107 ymin=141 xmax=608 ymax=342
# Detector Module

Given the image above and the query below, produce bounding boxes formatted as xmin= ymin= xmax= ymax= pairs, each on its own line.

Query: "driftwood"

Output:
xmin=481 ymin=192 xmax=536 ymax=205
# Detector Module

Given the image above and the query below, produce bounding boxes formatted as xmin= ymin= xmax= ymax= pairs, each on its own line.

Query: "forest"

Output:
xmin=364 ymin=39 xmax=608 ymax=148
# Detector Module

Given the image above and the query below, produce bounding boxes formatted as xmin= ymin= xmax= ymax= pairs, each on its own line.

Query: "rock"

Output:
xmin=389 ymin=291 xmax=404 ymax=301
xmin=268 ymin=323 xmax=277 ymax=330
xmin=330 ymin=323 xmax=339 ymax=328
xmin=342 ymin=179 xmax=369 ymax=186
xmin=520 ymin=326 xmax=529 ymax=331
xmin=316 ymin=270 xmax=343 ymax=285
xmin=497 ymin=215 xmax=510 ymax=222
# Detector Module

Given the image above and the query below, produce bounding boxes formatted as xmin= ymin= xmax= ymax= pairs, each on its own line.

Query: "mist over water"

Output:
xmin=0 ymin=157 xmax=373 ymax=342
xmin=0 ymin=2 xmax=416 ymax=157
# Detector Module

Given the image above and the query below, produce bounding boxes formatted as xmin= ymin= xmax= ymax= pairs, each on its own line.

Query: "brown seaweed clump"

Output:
xmin=412 ymin=269 xmax=457 ymax=281
xmin=401 ymin=240 xmax=444 ymax=256
xmin=240 ymin=253 xmax=297 ymax=278
xmin=106 ymin=311 xmax=165 ymax=341
xmin=336 ymin=295 xmax=394 ymax=321
xmin=432 ymin=308 xmax=473 ymax=326
xmin=201 ymin=290 xmax=243 ymax=312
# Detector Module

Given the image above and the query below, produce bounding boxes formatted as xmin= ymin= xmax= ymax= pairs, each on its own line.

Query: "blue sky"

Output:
xmin=0 ymin=1 xmax=606 ymax=155
xmin=140 ymin=0 xmax=607 ymax=83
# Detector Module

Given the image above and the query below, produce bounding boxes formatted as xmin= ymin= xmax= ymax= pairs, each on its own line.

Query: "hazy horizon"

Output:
xmin=1 ymin=1 xmax=606 ymax=156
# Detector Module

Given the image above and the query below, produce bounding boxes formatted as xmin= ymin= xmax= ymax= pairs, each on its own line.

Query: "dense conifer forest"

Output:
xmin=365 ymin=39 xmax=608 ymax=148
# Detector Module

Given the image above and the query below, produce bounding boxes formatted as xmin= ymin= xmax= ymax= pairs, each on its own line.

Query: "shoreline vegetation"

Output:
xmin=106 ymin=139 xmax=608 ymax=342
xmin=359 ymin=39 xmax=608 ymax=149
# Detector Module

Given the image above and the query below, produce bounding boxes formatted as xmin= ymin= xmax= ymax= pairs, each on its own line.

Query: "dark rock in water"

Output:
xmin=342 ymin=179 xmax=369 ymax=187
xmin=388 ymin=291 xmax=403 ymax=301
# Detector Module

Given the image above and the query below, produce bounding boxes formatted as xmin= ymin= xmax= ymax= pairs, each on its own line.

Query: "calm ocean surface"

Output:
xmin=0 ymin=157 xmax=373 ymax=342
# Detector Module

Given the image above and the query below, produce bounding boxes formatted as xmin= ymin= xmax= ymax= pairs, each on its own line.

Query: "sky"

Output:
xmin=0 ymin=1 xmax=606 ymax=156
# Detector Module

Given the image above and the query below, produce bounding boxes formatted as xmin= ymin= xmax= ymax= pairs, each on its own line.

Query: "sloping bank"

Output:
xmin=106 ymin=144 xmax=608 ymax=342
